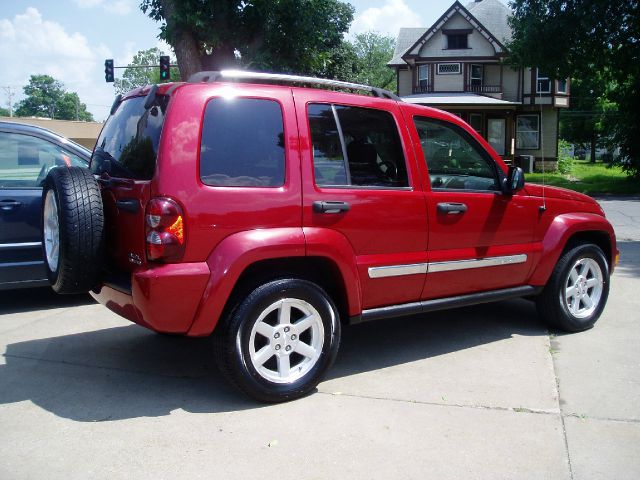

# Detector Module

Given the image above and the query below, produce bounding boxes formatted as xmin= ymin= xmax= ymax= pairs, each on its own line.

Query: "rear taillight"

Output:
xmin=145 ymin=197 xmax=185 ymax=262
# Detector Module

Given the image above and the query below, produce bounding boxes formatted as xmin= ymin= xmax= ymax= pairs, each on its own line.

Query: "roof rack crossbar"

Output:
xmin=187 ymin=70 xmax=401 ymax=101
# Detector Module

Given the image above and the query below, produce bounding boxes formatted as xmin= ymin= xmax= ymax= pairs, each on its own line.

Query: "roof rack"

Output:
xmin=187 ymin=70 xmax=401 ymax=101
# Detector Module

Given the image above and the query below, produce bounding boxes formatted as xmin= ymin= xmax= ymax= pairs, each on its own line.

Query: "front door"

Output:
xmin=409 ymin=115 xmax=538 ymax=300
xmin=295 ymin=90 xmax=428 ymax=310
xmin=487 ymin=118 xmax=506 ymax=156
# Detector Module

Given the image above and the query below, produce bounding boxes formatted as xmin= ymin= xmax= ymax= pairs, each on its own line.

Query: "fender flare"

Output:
xmin=528 ymin=213 xmax=616 ymax=285
xmin=187 ymin=227 xmax=361 ymax=336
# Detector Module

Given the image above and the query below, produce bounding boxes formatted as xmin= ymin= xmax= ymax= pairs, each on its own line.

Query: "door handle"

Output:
xmin=437 ymin=202 xmax=467 ymax=215
xmin=313 ymin=201 xmax=350 ymax=214
xmin=0 ymin=200 xmax=22 ymax=211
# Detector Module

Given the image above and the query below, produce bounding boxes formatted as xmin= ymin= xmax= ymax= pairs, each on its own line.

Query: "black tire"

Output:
xmin=41 ymin=166 xmax=104 ymax=294
xmin=536 ymin=243 xmax=610 ymax=332
xmin=214 ymin=279 xmax=341 ymax=403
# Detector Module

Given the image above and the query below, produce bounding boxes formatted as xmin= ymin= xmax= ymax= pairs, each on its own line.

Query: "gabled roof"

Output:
xmin=388 ymin=0 xmax=512 ymax=67
xmin=388 ymin=28 xmax=425 ymax=66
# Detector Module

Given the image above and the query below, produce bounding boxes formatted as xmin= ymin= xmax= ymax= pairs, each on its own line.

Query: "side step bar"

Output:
xmin=351 ymin=285 xmax=542 ymax=324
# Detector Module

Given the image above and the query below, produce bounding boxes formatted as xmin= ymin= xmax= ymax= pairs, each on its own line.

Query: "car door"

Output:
xmin=0 ymin=128 xmax=88 ymax=289
xmin=409 ymin=115 xmax=539 ymax=300
xmin=295 ymin=89 xmax=428 ymax=310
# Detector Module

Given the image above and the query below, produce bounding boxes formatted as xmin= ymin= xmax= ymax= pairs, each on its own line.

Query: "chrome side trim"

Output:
xmin=0 ymin=242 xmax=42 ymax=249
xmin=367 ymin=254 xmax=528 ymax=279
xmin=428 ymin=254 xmax=528 ymax=273
xmin=368 ymin=263 xmax=428 ymax=279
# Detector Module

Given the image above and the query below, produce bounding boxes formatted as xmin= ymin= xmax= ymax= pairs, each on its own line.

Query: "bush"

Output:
xmin=557 ymin=140 xmax=575 ymax=175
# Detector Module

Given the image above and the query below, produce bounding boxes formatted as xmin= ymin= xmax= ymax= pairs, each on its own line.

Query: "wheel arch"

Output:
xmin=187 ymin=227 xmax=361 ymax=336
xmin=529 ymin=213 xmax=617 ymax=285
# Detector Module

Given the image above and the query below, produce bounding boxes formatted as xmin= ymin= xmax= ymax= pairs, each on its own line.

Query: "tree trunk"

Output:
xmin=590 ymin=132 xmax=597 ymax=163
xmin=159 ymin=0 xmax=202 ymax=81
xmin=158 ymin=0 xmax=239 ymax=81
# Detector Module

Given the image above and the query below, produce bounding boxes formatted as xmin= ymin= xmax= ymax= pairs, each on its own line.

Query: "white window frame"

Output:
xmin=418 ymin=64 xmax=429 ymax=88
xmin=536 ymin=69 xmax=551 ymax=93
xmin=557 ymin=78 xmax=568 ymax=94
xmin=470 ymin=64 xmax=483 ymax=87
xmin=516 ymin=114 xmax=540 ymax=150
xmin=437 ymin=63 xmax=461 ymax=75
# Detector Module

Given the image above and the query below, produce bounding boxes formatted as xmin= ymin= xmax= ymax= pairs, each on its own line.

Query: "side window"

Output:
xmin=0 ymin=132 xmax=85 ymax=189
xmin=200 ymin=98 xmax=285 ymax=187
xmin=414 ymin=117 xmax=500 ymax=191
xmin=308 ymin=103 xmax=409 ymax=188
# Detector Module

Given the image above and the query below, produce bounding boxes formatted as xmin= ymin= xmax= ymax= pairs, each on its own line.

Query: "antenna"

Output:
xmin=538 ymin=74 xmax=547 ymax=213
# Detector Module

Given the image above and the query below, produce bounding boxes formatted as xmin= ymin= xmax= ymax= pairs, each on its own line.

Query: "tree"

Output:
xmin=348 ymin=32 xmax=396 ymax=91
xmin=560 ymin=76 xmax=617 ymax=163
xmin=15 ymin=75 xmax=94 ymax=121
xmin=507 ymin=0 xmax=640 ymax=178
xmin=140 ymin=0 xmax=354 ymax=80
xmin=114 ymin=47 xmax=181 ymax=94
xmin=0 ymin=106 xmax=9 ymax=117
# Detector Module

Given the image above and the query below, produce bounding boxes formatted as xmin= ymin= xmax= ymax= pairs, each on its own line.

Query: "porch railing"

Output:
xmin=465 ymin=84 xmax=502 ymax=94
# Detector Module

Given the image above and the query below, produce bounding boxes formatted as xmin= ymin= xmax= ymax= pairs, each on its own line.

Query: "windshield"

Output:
xmin=91 ymin=95 xmax=168 ymax=180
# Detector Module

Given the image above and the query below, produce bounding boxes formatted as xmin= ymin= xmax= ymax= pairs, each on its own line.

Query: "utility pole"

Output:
xmin=1 ymin=86 xmax=15 ymax=117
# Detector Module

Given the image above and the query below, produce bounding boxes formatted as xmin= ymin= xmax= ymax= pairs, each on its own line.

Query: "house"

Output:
xmin=388 ymin=0 xmax=569 ymax=170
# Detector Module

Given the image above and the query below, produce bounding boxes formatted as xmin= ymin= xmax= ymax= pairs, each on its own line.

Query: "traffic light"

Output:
xmin=160 ymin=56 xmax=170 ymax=81
xmin=104 ymin=59 xmax=114 ymax=83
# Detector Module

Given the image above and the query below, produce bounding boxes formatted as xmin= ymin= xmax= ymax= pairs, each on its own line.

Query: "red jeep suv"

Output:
xmin=42 ymin=71 xmax=617 ymax=402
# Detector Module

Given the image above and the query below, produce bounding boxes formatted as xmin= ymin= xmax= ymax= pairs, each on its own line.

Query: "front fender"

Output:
xmin=187 ymin=228 xmax=306 ymax=336
xmin=528 ymin=213 xmax=616 ymax=285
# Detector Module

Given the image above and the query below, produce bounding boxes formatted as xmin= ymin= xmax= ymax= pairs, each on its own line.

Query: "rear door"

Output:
xmin=295 ymin=90 xmax=428 ymax=310
xmin=0 ymin=128 xmax=87 ymax=288
xmin=90 ymin=94 xmax=165 ymax=273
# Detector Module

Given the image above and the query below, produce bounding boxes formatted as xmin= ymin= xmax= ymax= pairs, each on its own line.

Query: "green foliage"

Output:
xmin=140 ymin=0 xmax=354 ymax=79
xmin=0 ymin=106 xmax=10 ymax=117
xmin=527 ymin=160 xmax=639 ymax=195
xmin=14 ymin=75 xmax=94 ymax=121
xmin=507 ymin=0 xmax=640 ymax=178
xmin=114 ymin=48 xmax=181 ymax=94
xmin=557 ymin=140 xmax=574 ymax=175
xmin=347 ymin=32 xmax=396 ymax=91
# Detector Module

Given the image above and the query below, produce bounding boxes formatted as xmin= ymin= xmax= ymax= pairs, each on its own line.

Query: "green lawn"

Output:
xmin=526 ymin=160 xmax=640 ymax=195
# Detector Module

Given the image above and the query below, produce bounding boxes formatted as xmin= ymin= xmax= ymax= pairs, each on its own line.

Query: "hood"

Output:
xmin=524 ymin=183 xmax=596 ymax=204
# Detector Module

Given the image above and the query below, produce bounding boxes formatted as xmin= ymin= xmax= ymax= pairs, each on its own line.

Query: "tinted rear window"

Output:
xmin=91 ymin=95 xmax=167 ymax=180
xmin=200 ymin=98 xmax=285 ymax=187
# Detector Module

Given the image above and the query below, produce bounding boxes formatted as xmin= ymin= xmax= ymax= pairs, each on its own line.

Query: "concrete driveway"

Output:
xmin=1 ymin=198 xmax=638 ymax=479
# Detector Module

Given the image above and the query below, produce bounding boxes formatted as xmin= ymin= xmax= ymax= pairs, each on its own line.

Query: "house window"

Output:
xmin=516 ymin=114 xmax=540 ymax=150
xmin=470 ymin=64 xmax=483 ymax=87
xmin=536 ymin=69 xmax=550 ymax=93
xmin=446 ymin=33 xmax=468 ymax=49
xmin=469 ymin=113 xmax=483 ymax=135
xmin=437 ymin=63 xmax=461 ymax=75
xmin=418 ymin=65 xmax=429 ymax=88
xmin=557 ymin=79 xmax=567 ymax=93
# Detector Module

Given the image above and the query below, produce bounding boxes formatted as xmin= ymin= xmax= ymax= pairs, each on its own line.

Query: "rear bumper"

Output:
xmin=91 ymin=262 xmax=210 ymax=334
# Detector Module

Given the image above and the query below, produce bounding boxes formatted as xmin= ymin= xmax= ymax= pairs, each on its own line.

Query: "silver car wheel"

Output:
xmin=247 ymin=298 xmax=325 ymax=384
xmin=43 ymin=189 xmax=60 ymax=273
xmin=564 ymin=257 xmax=604 ymax=319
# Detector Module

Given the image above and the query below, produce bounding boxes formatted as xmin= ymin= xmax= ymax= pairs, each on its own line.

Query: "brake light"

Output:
xmin=145 ymin=197 xmax=186 ymax=262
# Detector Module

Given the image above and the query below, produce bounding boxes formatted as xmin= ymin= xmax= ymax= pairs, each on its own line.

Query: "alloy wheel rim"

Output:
xmin=248 ymin=298 xmax=325 ymax=384
xmin=43 ymin=189 xmax=60 ymax=273
xmin=563 ymin=257 xmax=603 ymax=319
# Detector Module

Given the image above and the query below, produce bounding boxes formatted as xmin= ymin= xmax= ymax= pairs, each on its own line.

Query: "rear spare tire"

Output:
xmin=42 ymin=166 xmax=104 ymax=294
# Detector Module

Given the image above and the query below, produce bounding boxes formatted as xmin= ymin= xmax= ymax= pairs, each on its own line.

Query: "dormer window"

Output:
xmin=444 ymin=29 xmax=471 ymax=49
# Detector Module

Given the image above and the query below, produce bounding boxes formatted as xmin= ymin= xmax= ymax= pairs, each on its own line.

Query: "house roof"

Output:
xmin=401 ymin=92 xmax=519 ymax=106
xmin=388 ymin=0 xmax=512 ymax=67
xmin=388 ymin=28 xmax=425 ymax=66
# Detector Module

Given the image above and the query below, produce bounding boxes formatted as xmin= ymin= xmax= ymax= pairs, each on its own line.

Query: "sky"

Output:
xmin=0 ymin=0 xmax=508 ymax=121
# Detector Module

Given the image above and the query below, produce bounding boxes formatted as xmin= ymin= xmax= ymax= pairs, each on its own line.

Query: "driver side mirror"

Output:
xmin=504 ymin=166 xmax=525 ymax=194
